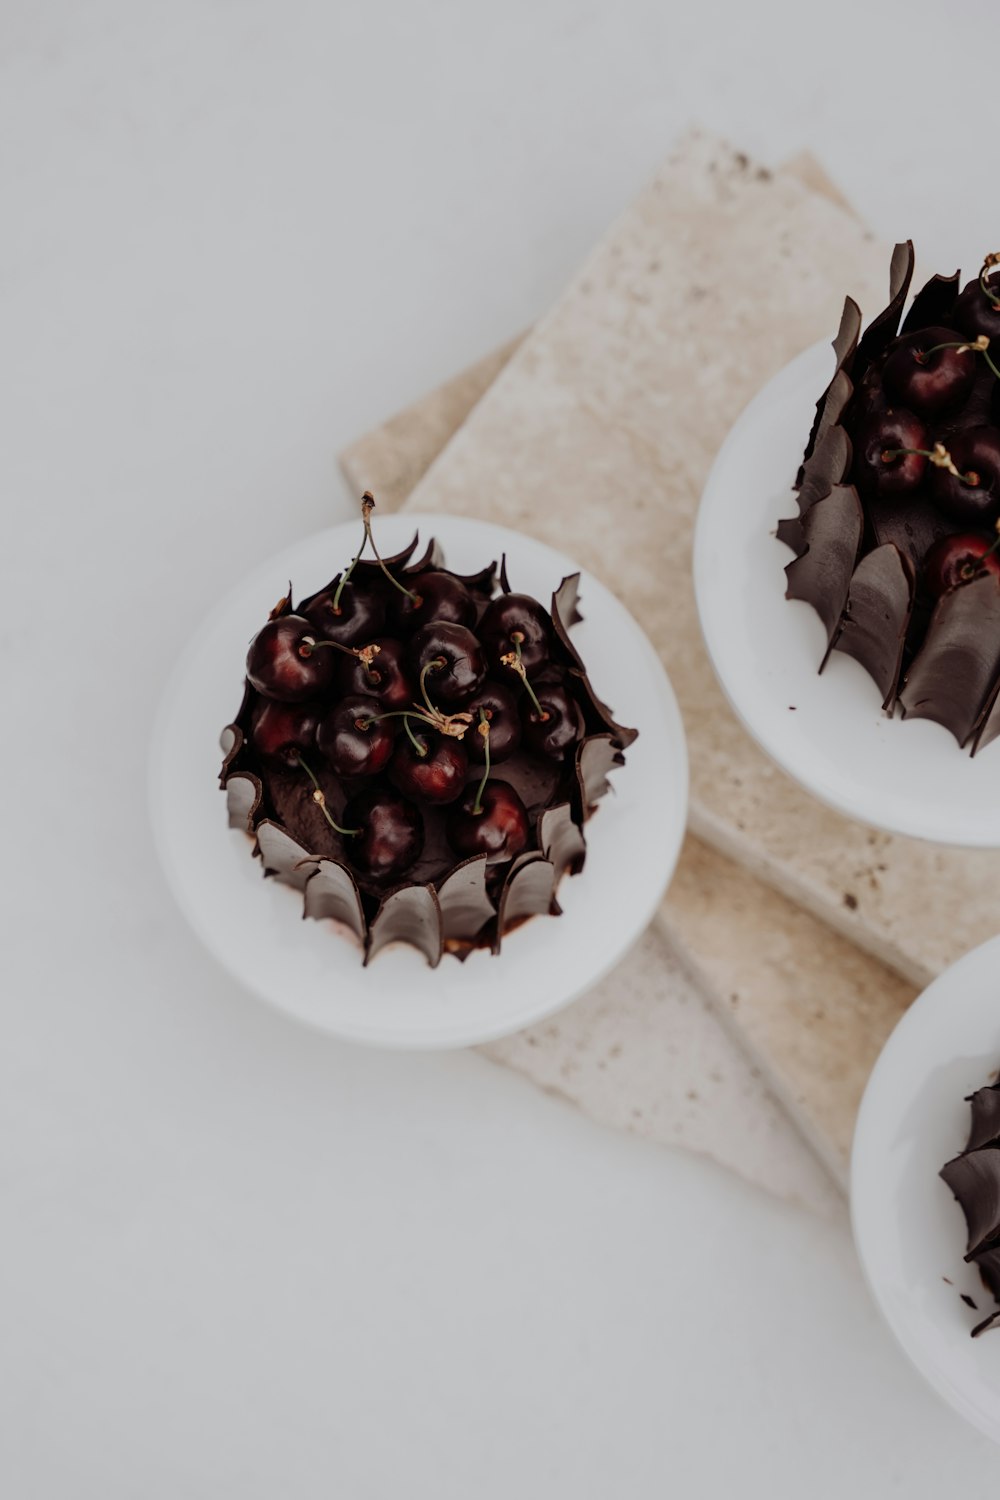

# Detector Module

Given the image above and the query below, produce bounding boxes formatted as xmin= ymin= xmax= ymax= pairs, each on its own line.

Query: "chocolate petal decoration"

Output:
xmin=900 ymin=573 xmax=1000 ymax=747
xmin=538 ymin=803 xmax=586 ymax=882
xmin=853 ymin=240 xmax=914 ymax=372
xmin=367 ymin=885 xmax=443 ymax=968
xmin=427 ymin=560 xmax=497 ymax=597
xmin=493 ymin=853 xmax=557 ymax=954
xmin=798 ymin=297 xmax=862 ymax=479
xmin=435 ymin=855 xmax=495 ymax=951
xmin=353 ymin=531 xmax=421 ymax=579
xmin=795 ymin=425 xmax=853 ymax=518
xmin=574 ymin=733 xmax=625 ymax=814
xmin=941 ymin=1149 xmax=1000 ymax=1259
xmin=975 ymin=1245 xmax=1000 ymax=1302
xmin=967 ymin=1085 xmax=1000 ymax=1154
xmin=255 ymin=819 xmax=318 ymax=891
xmin=832 ymin=544 xmax=914 ymax=709
xmin=498 ymin=553 xmax=512 ymax=594
xmin=225 ymin=771 xmax=263 ymax=832
xmin=400 ymin=536 xmax=445 ymax=575
xmin=783 ymin=483 xmax=864 ymax=651
xmin=971 ymin=1309 xmax=1000 ymax=1338
xmin=302 ymin=859 xmax=366 ymax=943
xmin=900 ymin=270 xmax=960 ymax=334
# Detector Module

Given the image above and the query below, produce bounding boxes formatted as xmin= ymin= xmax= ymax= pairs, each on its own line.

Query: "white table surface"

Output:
xmin=4 ymin=1 xmax=997 ymax=1493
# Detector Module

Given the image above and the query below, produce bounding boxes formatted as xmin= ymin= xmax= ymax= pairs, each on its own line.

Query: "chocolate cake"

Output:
xmin=780 ymin=244 xmax=1000 ymax=752
xmin=941 ymin=1071 xmax=1000 ymax=1337
xmin=220 ymin=496 xmax=637 ymax=965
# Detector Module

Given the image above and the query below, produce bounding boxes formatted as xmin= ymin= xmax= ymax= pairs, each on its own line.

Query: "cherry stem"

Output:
xmin=357 ymin=707 xmax=440 ymax=734
xmin=500 ymin=637 xmax=548 ymax=720
xmin=882 ymin=442 xmax=963 ymax=479
xmin=298 ymin=756 xmax=360 ymax=837
xmin=419 ymin=657 xmax=447 ymax=717
xmin=980 ymin=254 xmax=1000 ymax=312
xmin=402 ymin=714 xmax=428 ymax=757
xmin=299 ymin=636 xmax=380 ymax=667
xmin=360 ymin=491 xmax=418 ymax=603
xmin=918 ymin=333 xmax=1000 ymax=383
xmin=471 ymin=710 xmax=491 ymax=816
xmin=330 ymin=514 xmax=370 ymax=614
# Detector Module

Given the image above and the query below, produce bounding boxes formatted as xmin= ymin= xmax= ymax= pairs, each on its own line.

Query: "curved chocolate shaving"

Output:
xmin=783 ymin=483 xmax=864 ymax=649
xmin=225 ymin=771 xmax=263 ymax=832
xmin=853 ymin=240 xmax=915 ymax=373
xmin=941 ymin=1148 xmax=1000 ymax=1259
xmin=870 ymin=493 xmax=950 ymax=577
xmin=569 ymin=671 xmax=639 ymax=751
xmin=302 ymin=859 xmax=366 ymax=943
xmin=256 ymin=820 xmax=318 ymax=891
xmin=574 ymin=733 xmax=624 ymax=815
xmin=366 ymin=885 xmax=443 ymax=968
xmin=975 ymin=1245 xmax=1000 ymax=1302
xmin=972 ymin=1308 xmax=1000 ymax=1338
xmin=220 ymin=721 xmax=245 ymax=781
xmin=832 ymin=544 xmax=914 ymax=709
xmin=798 ymin=297 xmax=862 ymax=479
xmin=796 ymin=426 xmax=853 ymax=518
xmin=493 ymin=853 xmax=557 ymax=953
xmin=400 ymin=536 xmax=444 ymax=575
xmin=498 ymin=553 xmax=512 ymax=594
xmin=901 ymin=270 xmax=960 ymax=334
xmin=970 ymin=673 xmax=1000 ymax=757
xmin=900 ymin=573 xmax=1000 ymax=746
xmin=550 ymin=574 xmax=584 ymax=671
xmin=435 ymin=855 xmax=495 ymax=950
xmin=538 ymin=803 xmax=586 ymax=882
xmin=967 ymin=1085 xmax=1000 ymax=1154
xmin=418 ymin=560 xmax=496 ymax=597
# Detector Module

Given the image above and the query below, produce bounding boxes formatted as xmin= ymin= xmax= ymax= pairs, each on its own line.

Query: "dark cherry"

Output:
xmin=930 ymin=427 xmax=1000 ymax=525
xmin=342 ymin=788 xmax=423 ymax=883
xmin=302 ymin=579 xmax=386 ymax=648
xmin=388 ymin=571 xmax=476 ymax=632
xmin=246 ymin=615 xmax=338 ymax=702
xmin=882 ymin=326 xmax=976 ymax=418
xmin=521 ymin=682 xmax=585 ymax=761
xmin=478 ymin=593 xmax=552 ymax=674
xmin=317 ymin=696 xmax=395 ymax=779
xmin=249 ymin=698 xmax=319 ymax=766
xmin=462 ymin=682 xmax=521 ymax=763
xmin=388 ymin=729 xmax=468 ymax=805
xmin=337 ymin=637 xmax=414 ymax=711
xmin=446 ymin=781 xmax=530 ymax=866
xmin=923 ymin=534 xmax=1000 ymax=599
xmin=954 ymin=271 xmax=1000 ymax=343
xmin=408 ymin=622 xmax=487 ymax=705
xmin=853 ymin=408 xmax=929 ymax=498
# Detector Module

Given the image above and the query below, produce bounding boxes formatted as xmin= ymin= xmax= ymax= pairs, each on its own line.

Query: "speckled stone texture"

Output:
xmin=339 ymin=134 xmax=954 ymax=1195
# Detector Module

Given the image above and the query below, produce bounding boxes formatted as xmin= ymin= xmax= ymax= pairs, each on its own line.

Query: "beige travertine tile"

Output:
xmin=338 ymin=134 xmax=943 ymax=1185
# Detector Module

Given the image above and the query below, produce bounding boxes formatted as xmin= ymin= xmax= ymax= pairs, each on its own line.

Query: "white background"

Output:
xmin=3 ymin=2 xmax=997 ymax=1494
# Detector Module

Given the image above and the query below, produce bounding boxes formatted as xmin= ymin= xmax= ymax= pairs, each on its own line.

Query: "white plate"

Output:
xmin=150 ymin=514 xmax=688 ymax=1049
xmin=694 ymin=339 xmax=1000 ymax=846
xmin=851 ymin=934 xmax=1000 ymax=1444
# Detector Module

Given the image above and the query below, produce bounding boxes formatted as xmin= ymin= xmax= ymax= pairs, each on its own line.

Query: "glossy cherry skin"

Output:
xmin=316 ymin=696 xmax=395 ymax=779
xmin=462 ymin=682 xmax=521 ymax=763
xmin=478 ymin=593 xmax=552 ymax=674
xmin=954 ymin=271 xmax=1000 ymax=343
xmin=337 ymin=637 xmax=414 ymax=711
xmin=923 ymin=533 xmax=1000 ymax=598
xmin=408 ymin=622 xmax=487 ymax=706
xmin=853 ymin=408 xmax=929 ymax=499
xmin=389 ymin=571 xmax=476 ymax=632
xmin=882 ymin=326 xmax=976 ymax=418
xmin=302 ymin=579 xmax=386 ymax=647
xmin=521 ymin=682 xmax=585 ymax=761
xmin=246 ymin=615 xmax=338 ymax=702
xmin=930 ymin=427 xmax=1000 ymax=525
xmin=342 ymin=788 xmax=423 ymax=883
xmin=446 ymin=781 xmax=530 ymax=866
xmin=388 ymin=729 xmax=468 ymax=805
xmin=249 ymin=698 xmax=319 ymax=767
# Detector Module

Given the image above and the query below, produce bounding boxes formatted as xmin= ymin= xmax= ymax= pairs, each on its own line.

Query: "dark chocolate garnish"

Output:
xmin=783 ymin=484 xmax=864 ymax=649
xmin=900 ymin=573 xmax=1000 ymax=747
xmin=303 ymin=859 xmax=366 ymax=943
xmin=795 ymin=426 xmax=853 ymax=518
xmin=941 ymin=1149 xmax=1000 ymax=1259
xmin=225 ymin=770 xmax=263 ymax=832
xmin=538 ymin=803 xmax=587 ymax=882
xmin=574 ymin=734 xmax=624 ymax=813
xmin=900 ymin=270 xmax=960 ymax=334
xmin=493 ymin=853 xmax=557 ymax=953
xmin=256 ymin=819 xmax=318 ymax=891
xmin=367 ymin=885 xmax=443 ymax=968
xmin=870 ymin=492 xmax=951 ymax=578
xmin=832 ymin=544 xmax=914 ymax=709
xmin=798 ymin=297 xmax=862 ymax=481
xmin=966 ymin=1084 xmax=1000 ymax=1153
xmin=436 ymin=855 xmax=495 ymax=955
xmin=853 ymin=240 xmax=914 ymax=371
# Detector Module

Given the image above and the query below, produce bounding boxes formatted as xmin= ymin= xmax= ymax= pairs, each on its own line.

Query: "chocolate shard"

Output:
xmin=493 ymin=853 xmax=557 ymax=954
xmin=832 ymin=544 xmax=914 ymax=709
xmin=224 ymin=771 xmax=263 ymax=832
xmin=574 ymin=733 xmax=624 ymax=815
xmin=255 ymin=820 xmax=318 ymax=891
xmin=900 ymin=573 xmax=1000 ymax=747
xmin=971 ymin=673 xmax=1000 ymax=757
xmin=783 ymin=483 xmax=864 ymax=649
xmin=551 ymin=573 xmax=585 ymax=655
xmin=796 ymin=425 xmax=853 ymax=518
xmin=498 ymin=553 xmax=512 ymax=594
xmin=538 ymin=803 xmax=586 ymax=882
xmin=435 ymin=855 xmax=495 ymax=958
xmin=366 ymin=885 xmax=443 ymax=968
xmin=220 ymin=721 xmax=245 ymax=781
xmin=429 ymin=560 xmax=497 ymax=597
xmin=401 ymin=536 xmax=445 ymax=574
xmin=854 ymin=240 xmax=915 ymax=372
xmin=971 ymin=1309 xmax=1000 ymax=1338
xmin=302 ymin=859 xmax=366 ymax=942
xmin=870 ymin=493 xmax=951 ymax=577
xmin=941 ymin=1149 xmax=1000 ymax=1259
xmin=967 ymin=1085 xmax=1000 ymax=1154
xmin=776 ymin=516 xmax=804 ymax=554
xmin=901 ymin=270 xmax=960 ymax=334
xmin=975 ymin=1245 xmax=1000 ymax=1302
xmin=353 ymin=531 xmax=421 ymax=581
xmin=798 ymin=297 xmax=862 ymax=479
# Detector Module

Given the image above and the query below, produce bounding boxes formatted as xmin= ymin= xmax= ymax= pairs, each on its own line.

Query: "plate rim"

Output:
xmin=149 ymin=511 xmax=689 ymax=1049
